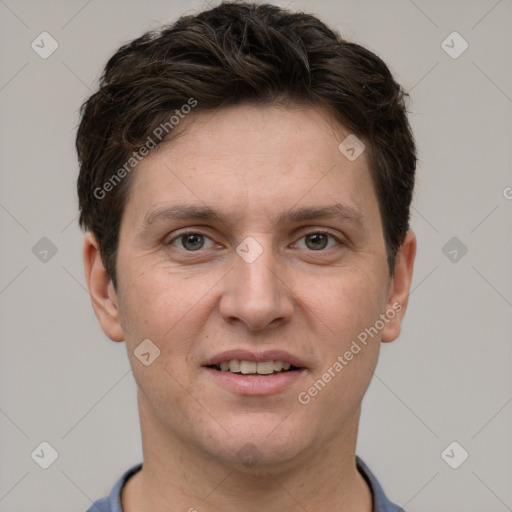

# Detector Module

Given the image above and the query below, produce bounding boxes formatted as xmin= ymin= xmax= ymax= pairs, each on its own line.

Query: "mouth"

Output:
xmin=202 ymin=350 xmax=307 ymax=395
xmin=207 ymin=359 xmax=302 ymax=375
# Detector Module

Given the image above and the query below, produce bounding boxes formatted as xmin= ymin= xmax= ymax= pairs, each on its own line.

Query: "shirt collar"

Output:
xmin=356 ymin=456 xmax=405 ymax=512
xmin=105 ymin=457 xmax=403 ymax=512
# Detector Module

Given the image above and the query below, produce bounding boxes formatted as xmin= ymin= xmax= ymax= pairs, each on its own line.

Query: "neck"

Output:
xmin=122 ymin=394 xmax=372 ymax=512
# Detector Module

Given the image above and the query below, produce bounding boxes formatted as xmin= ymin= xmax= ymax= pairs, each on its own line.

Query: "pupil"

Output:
xmin=306 ymin=233 xmax=328 ymax=250
xmin=183 ymin=234 xmax=204 ymax=250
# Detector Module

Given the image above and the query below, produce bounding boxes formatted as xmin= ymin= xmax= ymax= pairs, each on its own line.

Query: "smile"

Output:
xmin=209 ymin=360 xmax=298 ymax=375
xmin=202 ymin=350 xmax=307 ymax=395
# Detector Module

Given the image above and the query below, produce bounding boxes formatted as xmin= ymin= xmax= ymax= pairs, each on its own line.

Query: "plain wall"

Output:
xmin=0 ymin=1 xmax=511 ymax=510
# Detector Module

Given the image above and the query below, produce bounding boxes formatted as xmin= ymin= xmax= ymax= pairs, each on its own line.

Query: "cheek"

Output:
xmin=322 ymin=269 xmax=387 ymax=395
xmin=117 ymin=268 xmax=205 ymax=417
xmin=298 ymin=265 xmax=386 ymax=398
xmin=309 ymin=266 xmax=388 ymax=343
xmin=134 ymin=357 xmax=208 ymax=437
xmin=117 ymin=264 xmax=222 ymax=384
xmin=117 ymin=265 xmax=201 ymax=340
xmin=299 ymin=276 xmax=384 ymax=424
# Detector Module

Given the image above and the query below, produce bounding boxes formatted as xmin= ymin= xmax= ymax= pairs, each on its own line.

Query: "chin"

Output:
xmin=198 ymin=416 xmax=310 ymax=471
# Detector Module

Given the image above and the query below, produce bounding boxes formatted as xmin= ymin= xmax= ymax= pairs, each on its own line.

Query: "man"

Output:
xmin=77 ymin=2 xmax=416 ymax=511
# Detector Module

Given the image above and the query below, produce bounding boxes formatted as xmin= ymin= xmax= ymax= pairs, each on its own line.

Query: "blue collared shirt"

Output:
xmin=86 ymin=456 xmax=404 ymax=512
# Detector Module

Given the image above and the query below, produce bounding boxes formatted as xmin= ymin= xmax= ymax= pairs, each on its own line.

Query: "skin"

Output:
xmin=84 ymin=103 xmax=416 ymax=512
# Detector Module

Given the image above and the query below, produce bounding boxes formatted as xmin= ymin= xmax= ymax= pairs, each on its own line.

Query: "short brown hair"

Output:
xmin=76 ymin=1 xmax=416 ymax=289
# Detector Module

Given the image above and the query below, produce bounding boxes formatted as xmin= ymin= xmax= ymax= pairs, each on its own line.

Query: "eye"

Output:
xmin=294 ymin=232 xmax=340 ymax=251
xmin=168 ymin=232 xmax=216 ymax=251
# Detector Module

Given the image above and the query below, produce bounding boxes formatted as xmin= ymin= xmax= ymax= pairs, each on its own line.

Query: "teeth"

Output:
xmin=229 ymin=359 xmax=241 ymax=372
xmin=240 ymin=361 xmax=257 ymax=374
xmin=256 ymin=361 xmax=275 ymax=375
xmin=218 ymin=360 xmax=295 ymax=374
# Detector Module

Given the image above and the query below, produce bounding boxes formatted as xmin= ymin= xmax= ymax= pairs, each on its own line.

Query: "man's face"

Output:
xmin=97 ymin=104 xmax=411 ymax=468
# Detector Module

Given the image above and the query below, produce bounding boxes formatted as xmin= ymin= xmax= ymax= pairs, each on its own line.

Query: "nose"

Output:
xmin=219 ymin=242 xmax=294 ymax=331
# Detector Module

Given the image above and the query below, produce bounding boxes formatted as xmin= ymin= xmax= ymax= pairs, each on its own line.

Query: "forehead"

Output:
xmin=122 ymin=103 xmax=380 ymax=232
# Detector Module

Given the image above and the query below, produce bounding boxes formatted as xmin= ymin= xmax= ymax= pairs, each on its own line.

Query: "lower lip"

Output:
xmin=203 ymin=367 xmax=307 ymax=395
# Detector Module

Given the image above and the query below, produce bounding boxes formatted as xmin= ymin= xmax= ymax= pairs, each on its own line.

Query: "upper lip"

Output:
xmin=203 ymin=349 xmax=307 ymax=368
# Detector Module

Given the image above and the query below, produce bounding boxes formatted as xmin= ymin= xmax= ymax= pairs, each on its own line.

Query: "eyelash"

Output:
xmin=165 ymin=229 xmax=343 ymax=252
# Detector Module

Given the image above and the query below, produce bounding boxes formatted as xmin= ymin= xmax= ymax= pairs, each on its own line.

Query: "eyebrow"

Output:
xmin=140 ymin=202 xmax=364 ymax=232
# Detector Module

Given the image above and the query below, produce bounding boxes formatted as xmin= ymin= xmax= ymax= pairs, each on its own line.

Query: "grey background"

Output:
xmin=0 ymin=0 xmax=511 ymax=510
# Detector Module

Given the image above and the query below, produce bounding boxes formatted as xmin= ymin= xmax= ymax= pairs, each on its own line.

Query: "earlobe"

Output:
xmin=381 ymin=230 xmax=417 ymax=343
xmin=83 ymin=232 xmax=124 ymax=342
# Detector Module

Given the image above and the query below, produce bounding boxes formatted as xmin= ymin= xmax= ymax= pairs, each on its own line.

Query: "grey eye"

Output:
xmin=180 ymin=233 xmax=205 ymax=251
xmin=304 ymin=233 xmax=329 ymax=250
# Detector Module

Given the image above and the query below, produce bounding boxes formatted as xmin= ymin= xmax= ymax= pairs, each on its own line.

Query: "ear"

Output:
xmin=381 ymin=230 xmax=416 ymax=343
xmin=83 ymin=232 xmax=124 ymax=342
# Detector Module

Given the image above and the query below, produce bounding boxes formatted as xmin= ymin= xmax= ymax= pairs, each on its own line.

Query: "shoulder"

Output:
xmin=85 ymin=497 xmax=111 ymax=512
xmin=356 ymin=456 xmax=405 ymax=512
xmin=85 ymin=463 xmax=143 ymax=512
